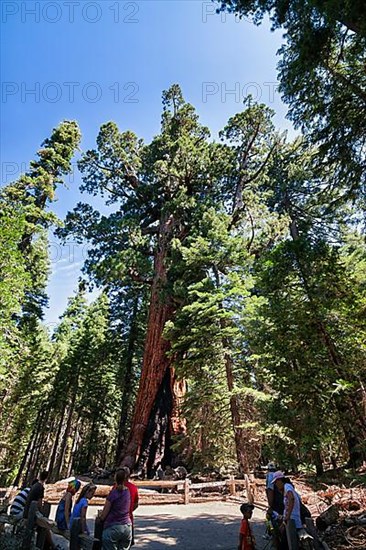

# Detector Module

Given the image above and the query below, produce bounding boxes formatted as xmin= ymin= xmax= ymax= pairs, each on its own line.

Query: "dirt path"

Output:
xmin=51 ymin=502 xmax=268 ymax=549
xmin=133 ymin=502 xmax=268 ymax=549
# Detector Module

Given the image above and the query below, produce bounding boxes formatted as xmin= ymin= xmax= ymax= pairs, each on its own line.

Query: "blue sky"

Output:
xmin=1 ymin=0 xmax=294 ymax=327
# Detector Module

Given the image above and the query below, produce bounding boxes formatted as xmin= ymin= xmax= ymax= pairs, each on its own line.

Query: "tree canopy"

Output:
xmin=0 ymin=81 xmax=365 ymax=483
xmin=219 ymin=0 xmax=366 ymax=209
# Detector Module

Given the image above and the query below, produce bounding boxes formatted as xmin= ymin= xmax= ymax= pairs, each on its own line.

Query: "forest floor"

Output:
xmin=51 ymin=502 xmax=267 ymax=549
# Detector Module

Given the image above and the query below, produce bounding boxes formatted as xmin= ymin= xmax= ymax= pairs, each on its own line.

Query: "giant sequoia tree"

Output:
xmin=60 ymin=87 xmax=280 ymax=473
xmin=1 ymin=89 xmax=365 ymax=481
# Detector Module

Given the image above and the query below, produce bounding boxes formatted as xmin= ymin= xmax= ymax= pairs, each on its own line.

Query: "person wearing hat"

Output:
xmin=271 ymin=471 xmax=302 ymax=530
xmin=265 ymin=463 xmax=275 ymax=503
xmin=55 ymin=478 xmax=82 ymax=531
xmin=238 ymin=502 xmax=256 ymax=550
xmin=264 ymin=463 xmax=284 ymax=544
xmin=266 ymin=464 xmax=284 ymax=515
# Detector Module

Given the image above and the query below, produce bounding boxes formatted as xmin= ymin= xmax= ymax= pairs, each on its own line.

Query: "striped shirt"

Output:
xmin=10 ymin=488 xmax=30 ymax=516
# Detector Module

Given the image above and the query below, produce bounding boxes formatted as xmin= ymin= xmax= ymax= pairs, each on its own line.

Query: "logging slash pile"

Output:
xmin=312 ymin=487 xmax=366 ymax=549
xmin=277 ymin=480 xmax=366 ymax=549
xmin=320 ymin=509 xmax=366 ymax=549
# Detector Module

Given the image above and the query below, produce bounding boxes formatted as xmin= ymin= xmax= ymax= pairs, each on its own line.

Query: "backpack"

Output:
xmin=300 ymin=500 xmax=311 ymax=523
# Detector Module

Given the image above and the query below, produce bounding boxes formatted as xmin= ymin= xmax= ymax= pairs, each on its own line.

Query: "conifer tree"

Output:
xmin=60 ymin=88 xmax=281 ymax=473
xmin=0 ymin=121 xmax=80 ymax=483
xmin=219 ymin=0 xmax=366 ymax=206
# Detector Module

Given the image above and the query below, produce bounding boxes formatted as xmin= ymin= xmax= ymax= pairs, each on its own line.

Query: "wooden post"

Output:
xmin=286 ymin=519 xmax=299 ymax=550
xmin=70 ymin=518 xmax=82 ymax=550
xmin=22 ymin=501 xmax=38 ymax=549
xmin=36 ymin=501 xmax=51 ymax=549
xmin=228 ymin=475 xmax=236 ymax=496
xmin=244 ymin=474 xmax=254 ymax=504
xmin=93 ymin=516 xmax=103 ymax=550
xmin=249 ymin=474 xmax=257 ymax=501
xmin=184 ymin=479 xmax=190 ymax=505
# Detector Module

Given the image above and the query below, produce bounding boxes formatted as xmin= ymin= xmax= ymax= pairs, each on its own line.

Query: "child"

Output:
xmin=238 ymin=503 xmax=256 ymax=550
xmin=70 ymin=482 xmax=96 ymax=535
xmin=55 ymin=479 xmax=81 ymax=531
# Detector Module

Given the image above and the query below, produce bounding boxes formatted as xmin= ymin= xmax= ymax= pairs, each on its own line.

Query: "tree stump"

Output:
xmin=70 ymin=518 xmax=82 ymax=550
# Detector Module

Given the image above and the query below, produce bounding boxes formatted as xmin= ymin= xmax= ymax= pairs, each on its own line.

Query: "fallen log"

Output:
xmin=316 ymin=504 xmax=340 ymax=530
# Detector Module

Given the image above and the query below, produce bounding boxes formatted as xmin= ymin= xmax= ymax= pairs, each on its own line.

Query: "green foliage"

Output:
xmin=0 ymin=121 xmax=80 ymax=483
xmin=0 ymin=207 xmax=29 ymax=373
xmin=1 ymin=87 xmax=365 ymax=480
xmin=56 ymin=87 xmax=366 ymax=472
xmin=219 ymin=1 xmax=366 ymax=207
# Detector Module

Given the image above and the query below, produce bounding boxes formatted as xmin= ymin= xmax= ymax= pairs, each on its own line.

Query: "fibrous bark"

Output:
xmin=121 ymin=216 xmax=176 ymax=473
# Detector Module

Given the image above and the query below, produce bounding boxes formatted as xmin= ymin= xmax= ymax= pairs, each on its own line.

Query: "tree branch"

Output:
xmin=128 ymin=268 xmax=153 ymax=286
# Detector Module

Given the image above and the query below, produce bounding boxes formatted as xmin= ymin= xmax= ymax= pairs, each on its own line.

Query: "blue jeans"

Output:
xmin=102 ymin=524 xmax=132 ymax=550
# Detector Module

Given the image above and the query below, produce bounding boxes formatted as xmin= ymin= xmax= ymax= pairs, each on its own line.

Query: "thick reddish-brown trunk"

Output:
xmin=135 ymin=368 xmax=174 ymax=476
xmin=122 ymin=293 xmax=173 ymax=470
xmin=121 ymin=218 xmax=175 ymax=471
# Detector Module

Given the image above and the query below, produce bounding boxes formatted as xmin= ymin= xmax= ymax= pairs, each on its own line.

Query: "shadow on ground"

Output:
xmin=134 ymin=513 xmax=268 ymax=549
xmin=50 ymin=502 xmax=269 ymax=550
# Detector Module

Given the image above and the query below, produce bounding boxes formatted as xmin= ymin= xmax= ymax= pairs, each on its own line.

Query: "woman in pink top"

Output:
xmin=99 ymin=470 xmax=132 ymax=550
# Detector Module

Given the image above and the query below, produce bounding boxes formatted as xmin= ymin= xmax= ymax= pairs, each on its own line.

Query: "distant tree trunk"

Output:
xmin=121 ymin=216 xmax=175 ymax=472
xmin=54 ymin=393 xmax=77 ymax=479
xmin=214 ymin=264 xmax=252 ymax=474
xmin=288 ymin=211 xmax=366 ymax=467
xmin=224 ymin=348 xmax=250 ymax=474
xmin=313 ymin=449 xmax=324 ymax=477
xmin=115 ymin=297 xmax=140 ymax=464
xmin=66 ymin=417 xmax=80 ymax=477
xmin=330 ymin=454 xmax=337 ymax=470
xmin=14 ymin=437 xmax=34 ymax=486
xmin=48 ymin=405 xmax=66 ymax=480
xmin=85 ymin=416 xmax=97 ymax=470
xmin=13 ymin=409 xmax=43 ymax=485
xmin=25 ymin=428 xmax=43 ymax=483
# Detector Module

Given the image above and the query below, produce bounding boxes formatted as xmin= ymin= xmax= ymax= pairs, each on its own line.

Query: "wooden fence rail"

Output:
xmin=0 ymin=475 xmax=255 ymax=509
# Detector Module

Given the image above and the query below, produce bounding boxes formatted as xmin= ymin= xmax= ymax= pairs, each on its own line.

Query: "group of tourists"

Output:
xmin=237 ymin=462 xmax=311 ymax=549
xmin=9 ymin=467 xmax=138 ymax=550
xmin=9 ymin=461 xmax=310 ymax=550
xmin=266 ymin=463 xmax=311 ymax=548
